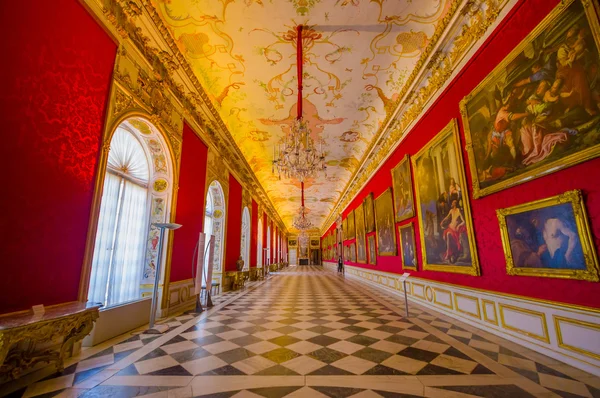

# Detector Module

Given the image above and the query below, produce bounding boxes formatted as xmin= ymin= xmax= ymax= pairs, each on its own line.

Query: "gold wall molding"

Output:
xmin=323 ymin=261 xmax=600 ymax=376
xmin=321 ymin=0 xmax=516 ymax=233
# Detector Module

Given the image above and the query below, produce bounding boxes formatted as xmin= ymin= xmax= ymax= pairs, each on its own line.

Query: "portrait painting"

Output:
xmin=348 ymin=210 xmax=356 ymax=240
xmin=412 ymin=119 xmax=480 ymax=275
xmin=399 ymin=223 xmax=417 ymax=270
xmin=497 ymin=189 xmax=599 ymax=281
xmin=392 ymin=155 xmax=415 ymax=222
xmin=355 ymin=203 xmax=367 ymax=263
xmin=368 ymin=235 xmax=377 ymax=265
xmin=461 ymin=0 xmax=600 ymax=198
xmin=350 ymin=242 xmax=357 ymax=263
xmin=364 ymin=193 xmax=376 ymax=233
xmin=375 ymin=188 xmax=397 ymax=256
xmin=343 ymin=218 xmax=348 ymax=239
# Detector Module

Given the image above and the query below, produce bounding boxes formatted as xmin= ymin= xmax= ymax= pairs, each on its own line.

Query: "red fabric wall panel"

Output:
xmin=327 ymin=0 xmax=600 ymax=308
xmin=251 ymin=200 xmax=258 ymax=268
xmin=0 ymin=0 xmax=116 ymax=313
xmin=225 ymin=174 xmax=243 ymax=271
xmin=170 ymin=124 xmax=208 ymax=282
xmin=263 ymin=213 xmax=267 ymax=264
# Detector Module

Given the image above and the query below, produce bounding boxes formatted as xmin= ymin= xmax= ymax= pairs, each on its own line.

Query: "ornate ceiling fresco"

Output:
xmin=150 ymin=0 xmax=454 ymax=230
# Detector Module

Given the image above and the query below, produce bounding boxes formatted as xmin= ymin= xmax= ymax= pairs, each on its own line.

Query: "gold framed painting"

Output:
xmin=497 ymin=189 xmax=599 ymax=281
xmin=368 ymin=235 xmax=377 ymax=265
xmin=391 ymin=154 xmax=415 ymax=222
xmin=412 ymin=119 xmax=480 ymax=275
xmin=350 ymin=242 xmax=357 ymax=263
xmin=460 ymin=0 xmax=600 ymax=199
xmin=364 ymin=193 xmax=375 ymax=233
xmin=348 ymin=210 xmax=356 ymax=240
xmin=375 ymin=188 xmax=397 ymax=256
xmin=355 ymin=203 xmax=367 ymax=263
xmin=398 ymin=222 xmax=417 ymax=271
xmin=288 ymin=239 xmax=297 ymax=248
xmin=343 ymin=218 xmax=348 ymax=240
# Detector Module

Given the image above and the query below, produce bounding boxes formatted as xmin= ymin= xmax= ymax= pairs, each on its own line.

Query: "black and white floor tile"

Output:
xmin=6 ymin=266 xmax=600 ymax=398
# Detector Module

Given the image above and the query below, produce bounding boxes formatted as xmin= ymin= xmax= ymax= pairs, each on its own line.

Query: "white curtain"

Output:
xmin=88 ymin=127 xmax=150 ymax=308
xmin=88 ymin=173 xmax=121 ymax=305
xmin=107 ymin=181 xmax=148 ymax=306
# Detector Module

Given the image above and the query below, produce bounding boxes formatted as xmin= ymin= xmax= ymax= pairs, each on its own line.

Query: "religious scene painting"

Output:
xmin=368 ymin=235 xmax=377 ymax=265
xmin=413 ymin=120 xmax=480 ymax=275
xmin=375 ymin=188 xmax=397 ymax=256
xmin=355 ymin=203 xmax=367 ymax=263
xmin=497 ymin=189 xmax=599 ymax=281
xmin=348 ymin=210 xmax=356 ymax=240
xmin=364 ymin=193 xmax=376 ymax=233
xmin=392 ymin=155 xmax=415 ymax=222
xmin=461 ymin=0 xmax=600 ymax=198
xmin=399 ymin=223 xmax=417 ymax=270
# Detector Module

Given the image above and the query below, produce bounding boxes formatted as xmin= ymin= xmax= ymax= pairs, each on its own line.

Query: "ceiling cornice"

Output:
xmin=319 ymin=0 xmax=518 ymax=234
xmin=82 ymin=0 xmax=288 ymax=233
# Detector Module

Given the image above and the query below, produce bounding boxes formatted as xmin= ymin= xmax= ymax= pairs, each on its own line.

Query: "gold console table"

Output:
xmin=0 ymin=302 xmax=99 ymax=382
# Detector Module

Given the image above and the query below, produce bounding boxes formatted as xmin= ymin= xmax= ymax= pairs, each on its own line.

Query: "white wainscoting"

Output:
xmin=324 ymin=261 xmax=600 ymax=377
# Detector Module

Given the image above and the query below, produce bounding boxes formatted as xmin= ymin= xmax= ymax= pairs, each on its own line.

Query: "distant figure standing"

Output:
xmin=337 ymin=256 xmax=344 ymax=273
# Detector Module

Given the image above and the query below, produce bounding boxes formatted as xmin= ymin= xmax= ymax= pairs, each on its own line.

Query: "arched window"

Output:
xmin=240 ymin=207 xmax=250 ymax=271
xmin=257 ymin=219 xmax=263 ymax=268
xmin=88 ymin=118 xmax=173 ymax=308
xmin=267 ymin=226 xmax=271 ymax=265
xmin=204 ymin=181 xmax=225 ymax=278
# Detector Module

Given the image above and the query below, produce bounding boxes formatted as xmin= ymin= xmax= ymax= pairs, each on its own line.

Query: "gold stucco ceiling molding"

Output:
xmin=87 ymin=0 xmax=288 ymax=234
xmin=320 ymin=0 xmax=515 ymax=234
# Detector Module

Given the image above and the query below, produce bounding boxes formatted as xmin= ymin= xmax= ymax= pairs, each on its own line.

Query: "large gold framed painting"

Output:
xmin=375 ymin=188 xmax=397 ymax=256
xmin=497 ymin=189 xmax=599 ymax=281
xmin=355 ymin=203 xmax=367 ymax=263
xmin=391 ymin=155 xmax=415 ymax=222
xmin=413 ymin=120 xmax=480 ymax=275
xmin=347 ymin=210 xmax=356 ymax=240
xmin=460 ymin=0 xmax=600 ymax=198
xmin=364 ymin=193 xmax=376 ymax=233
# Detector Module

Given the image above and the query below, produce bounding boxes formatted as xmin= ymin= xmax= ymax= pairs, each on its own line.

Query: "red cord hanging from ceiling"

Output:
xmin=297 ymin=24 xmax=303 ymax=121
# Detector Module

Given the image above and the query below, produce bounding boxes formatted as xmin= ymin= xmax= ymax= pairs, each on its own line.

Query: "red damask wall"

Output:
xmin=225 ymin=174 xmax=243 ymax=271
xmin=170 ymin=124 xmax=208 ymax=282
xmin=262 ymin=213 xmax=268 ymax=264
xmin=327 ymin=0 xmax=600 ymax=309
xmin=0 ymin=0 xmax=116 ymax=313
xmin=251 ymin=200 xmax=258 ymax=268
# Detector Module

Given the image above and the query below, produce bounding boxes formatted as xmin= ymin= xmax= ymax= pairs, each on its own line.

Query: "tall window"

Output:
xmin=267 ymin=226 xmax=271 ymax=265
xmin=204 ymin=181 xmax=225 ymax=276
xmin=88 ymin=127 xmax=150 ymax=307
xmin=257 ymin=219 xmax=263 ymax=268
xmin=240 ymin=207 xmax=250 ymax=270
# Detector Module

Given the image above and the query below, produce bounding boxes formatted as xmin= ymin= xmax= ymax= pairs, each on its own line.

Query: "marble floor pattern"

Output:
xmin=7 ymin=266 xmax=600 ymax=398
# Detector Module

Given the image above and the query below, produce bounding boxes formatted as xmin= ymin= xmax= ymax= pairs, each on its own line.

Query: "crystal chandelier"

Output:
xmin=292 ymin=181 xmax=313 ymax=230
xmin=292 ymin=206 xmax=312 ymax=230
xmin=272 ymin=25 xmax=327 ymax=183
xmin=298 ymin=230 xmax=309 ymax=248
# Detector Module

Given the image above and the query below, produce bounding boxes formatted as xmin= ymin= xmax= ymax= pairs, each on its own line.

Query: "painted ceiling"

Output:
xmin=151 ymin=0 xmax=453 ymax=230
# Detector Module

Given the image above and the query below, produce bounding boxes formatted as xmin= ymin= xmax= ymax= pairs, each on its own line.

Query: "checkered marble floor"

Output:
xmin=7 ymin=266 xmax=600 ymax=398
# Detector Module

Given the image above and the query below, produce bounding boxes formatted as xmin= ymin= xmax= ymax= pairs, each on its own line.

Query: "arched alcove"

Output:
xmin=241 ymin=207 xmax=250 ymax=271
xmin=204 ymin=180 xmax=226 ymax=282
xmin=88 ymin=117 xmax=174 ymax=308
xmin=257 ymin=219 xmax=263 ymax=268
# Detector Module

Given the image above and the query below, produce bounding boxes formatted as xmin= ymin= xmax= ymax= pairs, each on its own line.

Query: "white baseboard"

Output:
xmin=324 ymin=261 xmax=600 ymax=377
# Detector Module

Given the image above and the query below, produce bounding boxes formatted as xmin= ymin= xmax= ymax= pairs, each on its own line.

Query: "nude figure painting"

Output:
xmin=412 ymin=120 xmax=480 ymax=276
xmin=497 ymin=189 xmax=599 ymax=281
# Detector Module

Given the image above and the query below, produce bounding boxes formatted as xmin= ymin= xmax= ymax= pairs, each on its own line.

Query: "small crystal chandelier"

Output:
xmin=298 ymin=230 xmax=309 ymax=248
xmin=292 ymin=181 xmax=313 ymax=230
xmin=272 ymin=24 xmax=327 ymax=183
xmin=292 ymin=205 xmax=312 ymax=230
